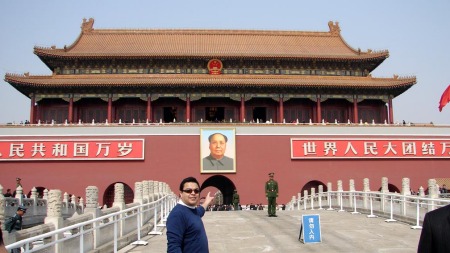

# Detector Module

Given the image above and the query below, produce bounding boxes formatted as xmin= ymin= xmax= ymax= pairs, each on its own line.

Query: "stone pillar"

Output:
xmin=84 ymin=186 xmax=101 ymax=248
xmin=153 ymin=181 xmax=160 ymax=200
xmin=148 ymin=181 xmax=155 ymax=202
xmin=63 ymin=192 xmax=69 ymax=214
xmin=134 ymin=182 xmax=143 ymax=204
xmin=45 ymin=190 xmax=63 ymax=253
xmin=303 ymin=190 xmax=308 ymax=210
xmin=30 ymin=187 xmax=38 ymax=216
xmin=159 ymin=182 xmax=165 ymax=197
xmin=15 ymin=186 xmax=24 ymax=205
xmin=363 ymin=178 xmax=370 ymax=209
xmin=401 ymin=178 xmax=411 ymax=196
xmin=337 ymin=180 xmax=343 ymax=205
xmin=428 ymin=179 xmax=438 ymax=211
xmin=113 ymin=183 xmax=125 ymax=209
xmin=0 ymin=194 xmax=5 ymax=230
xmin=381 ymin=177 xmax=389 ymax=212
xmin=310 ymin=188 xmax=316 ymax=210
xmin=318 ymin=185 xmax=324 ymax=210
xmin=401 ymin=178 xmax=411 ymax=215
xmin=349 ymin=179 xmax=355 ymax=208
xmin=142 ymin=180 xmax=150 ymax=203
xmin=43 ymin=189 xmax=49 ymax=200
xmin=327 ymin=182 xmax=332 ymax=208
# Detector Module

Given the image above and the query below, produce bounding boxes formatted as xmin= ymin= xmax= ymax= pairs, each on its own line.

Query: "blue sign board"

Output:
xmin=300 ymin=214 xmax=322 ymax=244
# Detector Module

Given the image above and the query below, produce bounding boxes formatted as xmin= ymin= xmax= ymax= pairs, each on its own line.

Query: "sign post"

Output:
xmin=299 ymin=214 xmax=322 ymax=244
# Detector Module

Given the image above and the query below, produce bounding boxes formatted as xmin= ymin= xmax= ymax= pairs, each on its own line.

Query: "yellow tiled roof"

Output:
xmin=34 ymin=19 xmax=388 ymax=60
xmin=5 ymin=73 xmax=415 ymax=89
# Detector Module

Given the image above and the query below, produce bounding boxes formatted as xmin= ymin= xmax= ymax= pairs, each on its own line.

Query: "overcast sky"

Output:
xmin=1 ymin=0 xmax=449 ymax=124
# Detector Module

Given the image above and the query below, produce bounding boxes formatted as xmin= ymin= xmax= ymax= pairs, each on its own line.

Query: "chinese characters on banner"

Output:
xmin=291 ymin=138 xmax=450 ymax=159
xmin=300 ymin=214 xmax=322 ymax=244
xmin=0 ymin=139 xmax=144 ymax=161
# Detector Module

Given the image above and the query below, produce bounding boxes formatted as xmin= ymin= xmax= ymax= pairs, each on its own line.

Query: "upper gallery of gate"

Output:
xmin=33 ymin=18 xmax=388 ymax=62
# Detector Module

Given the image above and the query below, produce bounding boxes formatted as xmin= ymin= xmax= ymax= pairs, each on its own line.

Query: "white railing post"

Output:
xmin=385 ymin=194 xmax=396 ymax=222
xmin=327 ymin=191 xmax=334 ymax=210
xmin=149 ymin=201 xmax=163 ymax=235
xmin=338 ymin=192 xmax=345 ymax=212
xmin=367 ymin=193 xmax=377 ymax=218
xmin=131 ymin=204 xmax=149 ymax=246
xmin=411 ymin=196 xmax=422 ymax=229
xmin=351 ymin=192 xmax=360 ymax=214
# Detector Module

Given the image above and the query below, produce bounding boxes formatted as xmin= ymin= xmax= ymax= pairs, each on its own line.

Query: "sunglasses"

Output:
xmin=182 ymin=188 xmax=200 ymax=194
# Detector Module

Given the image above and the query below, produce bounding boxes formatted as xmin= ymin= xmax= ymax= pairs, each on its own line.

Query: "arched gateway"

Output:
xmin=201 ymin=175 xmax=236 ymax=205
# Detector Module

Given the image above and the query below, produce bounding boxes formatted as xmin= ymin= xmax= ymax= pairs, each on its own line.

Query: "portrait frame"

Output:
xmin=200 ymin=128 xmax=236 ymax=173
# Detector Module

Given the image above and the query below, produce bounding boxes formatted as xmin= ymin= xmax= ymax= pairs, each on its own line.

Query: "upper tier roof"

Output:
xmin=33 ymin=19 xmax=388 ymax=61
xmin=5 ymin=73 xmax=416 ymax=98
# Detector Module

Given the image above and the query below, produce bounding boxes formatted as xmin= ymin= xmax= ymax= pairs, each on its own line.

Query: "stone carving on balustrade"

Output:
xmin=134 ymin=182 xmax=143 ymax=203
xmin=142 ymin=180 xmax=149 ymax=201
xmin=148 ymin=181 xmax=155 ymax=202
xmin=114 ymin=183 xmax=124 ymax=204
xmin=402 ymin=178 xmax=411 ymax=196
xmin=153 ymin=181 xmax=160 ymax=199
xmin=428 ymin=179 xmax=438 ymax=198
xmin=363 ymin=178 xmax=370 ymax=192
xmin=337 ymin=180 xmax=343 ymax=191
xmin=86 ymin=186 xmax=99 ymax=208
xmin=381 ymin=177 xmax=389 ymax=193
xmin=327 ymin=182 xmax=332 ymax=192
xmin=349 ymin=179 xmax=355 ymax=192
xmin=47 ymin=190 xmax=62 ymax=218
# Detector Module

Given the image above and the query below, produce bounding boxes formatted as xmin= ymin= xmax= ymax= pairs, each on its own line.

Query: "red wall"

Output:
xmin=1 ymin=134 xmax=449 ymax=205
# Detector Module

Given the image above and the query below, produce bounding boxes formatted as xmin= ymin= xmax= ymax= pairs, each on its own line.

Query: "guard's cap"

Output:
xmin=16 ymin=177 xmax=21 ymax=181
xmin=17 ymin=206 xmax=27 ymax=212
xmin=268 ymin=172 xmax=274 ymax=176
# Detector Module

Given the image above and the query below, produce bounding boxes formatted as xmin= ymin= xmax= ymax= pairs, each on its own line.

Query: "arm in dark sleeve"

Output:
xmin=167 ymin=210 xmax=185 ymax=253
xmin=417 ymin=213 xmax=432 ymax=253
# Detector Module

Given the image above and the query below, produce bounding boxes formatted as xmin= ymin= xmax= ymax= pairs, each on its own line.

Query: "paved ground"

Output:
xmin=118 ymin=209 xmax=422 ymax=253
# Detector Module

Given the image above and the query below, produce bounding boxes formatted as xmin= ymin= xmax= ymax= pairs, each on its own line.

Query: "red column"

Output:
xmin=68 ymin=97 xmax=73 ymax=123
xmin=388 ymin=97 xmax=394 ymax=124
xmin=353 ymin=98 xmax=358 ymax=124
xmin=186 ymin=97 xmax=191 ymax=122
xmin=240 ymin=97 xmax=245 ymax=122
xmin=279 ymin=97 xmax=284 ymax=123
xmin=30 ymin=95 xmax=35 ymax=124
xmin=147 ymin=96 xmax=152 ymax=122
xmin=316 ymin=96 xmax=322 ymax=123
xmin=107 ymin=98 xmax=112 ymax=123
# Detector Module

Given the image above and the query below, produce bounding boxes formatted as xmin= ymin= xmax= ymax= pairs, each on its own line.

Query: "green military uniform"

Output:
xmin=265 ymin=172 xmax=278 ymax=217
xmin=232 ymin=189 xmax=240 ymax=211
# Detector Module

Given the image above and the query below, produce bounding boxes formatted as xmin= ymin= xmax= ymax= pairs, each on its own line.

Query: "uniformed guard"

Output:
xmin=232 ymin=189 xmax=240 ymax=211
xmin=265 ymin=172 xmax=279 ymax=217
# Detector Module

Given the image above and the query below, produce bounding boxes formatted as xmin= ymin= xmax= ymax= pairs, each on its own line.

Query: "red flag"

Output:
xmin=439 ymin=85 xmax=450 ymax=112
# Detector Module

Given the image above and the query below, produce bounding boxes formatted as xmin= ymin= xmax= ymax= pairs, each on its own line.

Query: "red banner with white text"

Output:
xmin=291 ymin=138 xmax=450 ymax=159
xmin=0 ymin=139 xmax=145 ymax=161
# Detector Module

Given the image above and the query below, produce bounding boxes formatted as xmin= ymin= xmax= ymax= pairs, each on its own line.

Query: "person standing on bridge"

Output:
xmin=167 ymin=177 xmax=214 ymax=253
xmin=417 ymin=204 xmax=450 ymax=252
xmin=232 ymin=189 xmax=240 ymax=211
xmin=265 ymin=172 xmax=279 ymax=217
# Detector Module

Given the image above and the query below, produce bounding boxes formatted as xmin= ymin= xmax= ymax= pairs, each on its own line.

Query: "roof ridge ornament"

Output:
xmin=81 ymin=18 xmax=94 ymax=33
xmin=328 ymin=21 xmax=341 ymax=35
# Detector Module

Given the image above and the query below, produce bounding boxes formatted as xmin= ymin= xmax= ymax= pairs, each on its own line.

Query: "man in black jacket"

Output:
xmin=418 ymin=204 xmax=450 ymax=252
